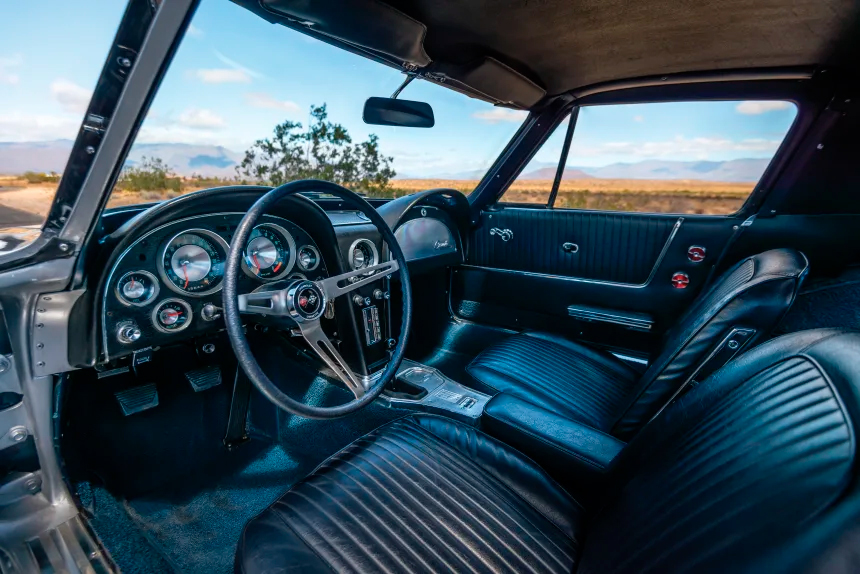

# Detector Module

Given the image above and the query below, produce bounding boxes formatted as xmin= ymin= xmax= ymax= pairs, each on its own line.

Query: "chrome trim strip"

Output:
xmin=464 ymin=216 xmax=683 ymax=289
xmin=610 ymin=352 xmax=649 ymax=367
xmin=567 ymin=306 xmax=653 ymax=331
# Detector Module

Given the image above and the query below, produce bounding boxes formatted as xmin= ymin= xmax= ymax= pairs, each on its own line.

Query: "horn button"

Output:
xmin=288 ymin=280 xmax=326 ymax=321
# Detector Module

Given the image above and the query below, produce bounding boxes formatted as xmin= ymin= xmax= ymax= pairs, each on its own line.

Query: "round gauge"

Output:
xmin=152 ymin=299 xmax=192 ymax=333
xmin=242 ymin=223 xmax=296 ymax=280
xmin=116 ymin=270 xmax=159 ymax=306
xmin=349 ymin=239 xmax=379 ymax=273
xmin=159 ymin=229 xmax=229 ymax=296
xmin=297 ymin=245 xmax=320 ymax=271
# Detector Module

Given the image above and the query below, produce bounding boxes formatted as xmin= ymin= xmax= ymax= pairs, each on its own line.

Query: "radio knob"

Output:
xmin=117 ymin=324 xmax=141 ymax=344
xmin=353 ymin=295 xmax=365 ymax=307
xmin=373 ymin=289 xmax=385 ymax=300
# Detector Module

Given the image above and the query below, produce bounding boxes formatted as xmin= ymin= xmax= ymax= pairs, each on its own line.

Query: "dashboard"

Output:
xmin=91 ymin=186 xmax=468 ymax=377
xmin=102 ymin=212 xmax=330 ymax=360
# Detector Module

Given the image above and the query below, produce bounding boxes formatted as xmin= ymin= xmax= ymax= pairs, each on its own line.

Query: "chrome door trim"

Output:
xmin=567 ymin=305 xmax=654 ymax=331
xmin=463 ymin=217 xmax=683 ymax=289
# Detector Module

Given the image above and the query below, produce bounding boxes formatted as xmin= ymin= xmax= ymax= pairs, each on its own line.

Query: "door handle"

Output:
xmin=562 ymin=242 xmax=579 ymax=253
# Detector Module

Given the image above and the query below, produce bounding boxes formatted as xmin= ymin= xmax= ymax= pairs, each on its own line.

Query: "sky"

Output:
xmin=1 ymin=0 xmax=798 ymax=178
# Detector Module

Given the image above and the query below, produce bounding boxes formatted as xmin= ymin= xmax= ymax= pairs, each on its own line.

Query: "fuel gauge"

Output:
xmin=152 ymin=299 xmax=192 ymax=333
xmin=116 ymin=271 xmax=160 ymax=306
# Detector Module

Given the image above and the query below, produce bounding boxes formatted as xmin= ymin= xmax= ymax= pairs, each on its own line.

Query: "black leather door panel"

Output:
xmin=470 ymin=208 xmax=678 ymax=284
xmin=457 ymin=207 xmax=738 ymax=353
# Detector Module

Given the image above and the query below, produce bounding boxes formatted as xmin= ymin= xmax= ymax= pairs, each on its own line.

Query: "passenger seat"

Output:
xmin=467 ymin=248 xmax=808 ymax=440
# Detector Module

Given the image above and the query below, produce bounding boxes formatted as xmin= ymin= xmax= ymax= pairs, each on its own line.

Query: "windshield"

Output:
xmin=104 ymin=0 xmax=524 ymax=208
xmin=0 ymin=0 xmax=126 ymax=248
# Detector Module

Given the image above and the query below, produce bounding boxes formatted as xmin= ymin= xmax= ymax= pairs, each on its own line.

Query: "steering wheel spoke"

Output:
xmin=298 ymin=320 xmax=368 ymax=398
xmin=319 ymin=260 xmax=399 ymax=299
xmin=237 ymin=288 xmax=292 ymax=317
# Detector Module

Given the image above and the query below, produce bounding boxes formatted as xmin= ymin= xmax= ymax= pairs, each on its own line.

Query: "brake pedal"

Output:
xmin=114 ymin=383 xmax=159 ymax=416
xmin=185 ymin=365 xmax=222 ymax=392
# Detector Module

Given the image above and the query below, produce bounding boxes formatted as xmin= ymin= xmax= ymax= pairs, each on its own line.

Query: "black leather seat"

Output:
xmin=467 ymin=248 xmax=808 ymax=439
xmin=237 ymin=329 xmax=860 ymax=573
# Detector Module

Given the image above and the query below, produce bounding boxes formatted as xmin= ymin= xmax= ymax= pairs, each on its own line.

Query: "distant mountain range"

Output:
xmin=0 ymin=140 xmax=242 ymax=178
xmin=1 ymin=140 xmax=769 ymax=182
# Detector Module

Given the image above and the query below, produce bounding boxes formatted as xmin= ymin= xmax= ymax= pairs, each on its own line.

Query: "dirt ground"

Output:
xmin=0 ymin=176 xmax=755 ymax=230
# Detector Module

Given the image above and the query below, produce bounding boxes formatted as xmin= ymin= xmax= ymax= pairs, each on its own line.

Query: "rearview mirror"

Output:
xmin=363 ymin=97 xmax=435 ymax=128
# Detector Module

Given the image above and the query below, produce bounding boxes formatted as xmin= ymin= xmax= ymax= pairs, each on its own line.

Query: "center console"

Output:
xmin=379 ymin=359 xmax=490 ymax=424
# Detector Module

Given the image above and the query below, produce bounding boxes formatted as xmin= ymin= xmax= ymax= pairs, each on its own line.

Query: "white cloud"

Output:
xmin=214 ymin=50 xmax=262 ymax=78
xmin=177 ymin=108 xmax=226 ymax=129
xmin=136 ymin=124 xmax=229 ymax=146
xmin=50 ymin=79 xmax=92 ymax=114
xmin=569 ymin=135 xmax=782 ymax=160
xmin=190 ymin=68 xmax=251 ymax=84
xmin=633 ymin=115 xmax=644 ymax=122
xmin=244 ymin=93 xmax=302 ymax=113
xmin=0 ymin=54 xmax=23 ymax=85
xmin=735 ymin=101 xmax=792 ymax=115
xmin=472 ymin=108 xmax=529 ymax=124
xmin=0 ymin=112 xmax=79 ymax=141
xmin=188 ymin=50 xmax=262 ymax=84
xmin=187 ymin=23 xmax=203 ymax=38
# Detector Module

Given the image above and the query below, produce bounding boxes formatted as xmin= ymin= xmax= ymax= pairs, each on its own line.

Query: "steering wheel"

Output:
xmin=222 ymin=180 xmax=412 ymax=419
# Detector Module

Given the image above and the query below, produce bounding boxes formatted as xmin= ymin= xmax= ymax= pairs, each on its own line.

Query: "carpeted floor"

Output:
xmin=124 ymin=444 xmax=301 ymax=574
xmin=69 ymin=335 xmax=409 ymax=573
xmin=117 ymin=384 xmax=407 ymax=573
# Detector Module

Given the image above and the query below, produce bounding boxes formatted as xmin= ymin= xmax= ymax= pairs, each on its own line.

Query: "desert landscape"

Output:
xmin=0 ymin=175 xmax=751 ymax=231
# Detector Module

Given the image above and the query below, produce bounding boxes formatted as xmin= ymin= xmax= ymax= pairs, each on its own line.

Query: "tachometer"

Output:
xmin=242 ymin=223 xmax=296 ymax=280
xmin=159 ymin=229 xmax=229 ymax=296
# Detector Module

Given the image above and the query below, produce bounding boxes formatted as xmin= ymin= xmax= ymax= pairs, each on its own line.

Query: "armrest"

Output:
xmin=482 ymin=393 xmax=626 ymax=502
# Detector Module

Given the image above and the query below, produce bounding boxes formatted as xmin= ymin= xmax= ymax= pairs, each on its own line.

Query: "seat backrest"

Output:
xmin=579 ymin=329 xmax=859 ymax=573
xmin=611 ymin=248 xmax=808 ymax=439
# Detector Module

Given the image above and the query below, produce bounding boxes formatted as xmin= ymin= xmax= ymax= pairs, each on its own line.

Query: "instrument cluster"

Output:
xmin=103 ymin=213 xmax=328 ymax=359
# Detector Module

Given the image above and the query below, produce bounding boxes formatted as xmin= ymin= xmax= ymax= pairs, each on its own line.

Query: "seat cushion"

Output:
xmin=236 ymin=414 xmax=583 ymax=574
xmin=467 ymin=332 xmax=639 ymax=431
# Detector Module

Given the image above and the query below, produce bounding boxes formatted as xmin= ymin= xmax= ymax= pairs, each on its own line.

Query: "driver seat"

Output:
xmin=236 ymin=329 xmax=860 ymax=573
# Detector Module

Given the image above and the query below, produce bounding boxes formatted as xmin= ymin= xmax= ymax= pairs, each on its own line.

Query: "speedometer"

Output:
xmin=242 ymin=223 xmax=296 ymax=280
xmin=159 ymin=229 xmax=229 ymax=296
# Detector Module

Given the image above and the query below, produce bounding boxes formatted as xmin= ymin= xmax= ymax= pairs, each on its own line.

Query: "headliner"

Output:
xmin=389 ymin=0 xmax=859 ymax=95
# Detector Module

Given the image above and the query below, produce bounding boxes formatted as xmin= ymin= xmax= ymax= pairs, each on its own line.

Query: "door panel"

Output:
xmin=471 ymin=208 xmax=679 ymax=284
xmin=455 ymin=207 xmax=738 ymax=354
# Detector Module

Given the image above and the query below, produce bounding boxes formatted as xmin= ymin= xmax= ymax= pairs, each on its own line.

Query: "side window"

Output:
xmin=499 ymin=114 xmax=571 ymax=205
xmin=503 ymin=101 xmax=797 ymax=214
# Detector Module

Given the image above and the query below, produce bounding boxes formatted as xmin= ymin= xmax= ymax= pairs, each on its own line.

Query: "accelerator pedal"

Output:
xmin=114 ymin=383 xmax=158 ymax=416
xmin=185 ymin=365 xmax=222 ymax=392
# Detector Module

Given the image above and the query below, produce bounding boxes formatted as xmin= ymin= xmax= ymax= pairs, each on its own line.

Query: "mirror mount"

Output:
xmin=390 ymin=74 xmax=416 ymax=99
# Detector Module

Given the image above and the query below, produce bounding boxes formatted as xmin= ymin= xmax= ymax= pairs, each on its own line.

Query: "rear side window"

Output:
xmin=501 ymin=100 xmax=797 ymax=214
